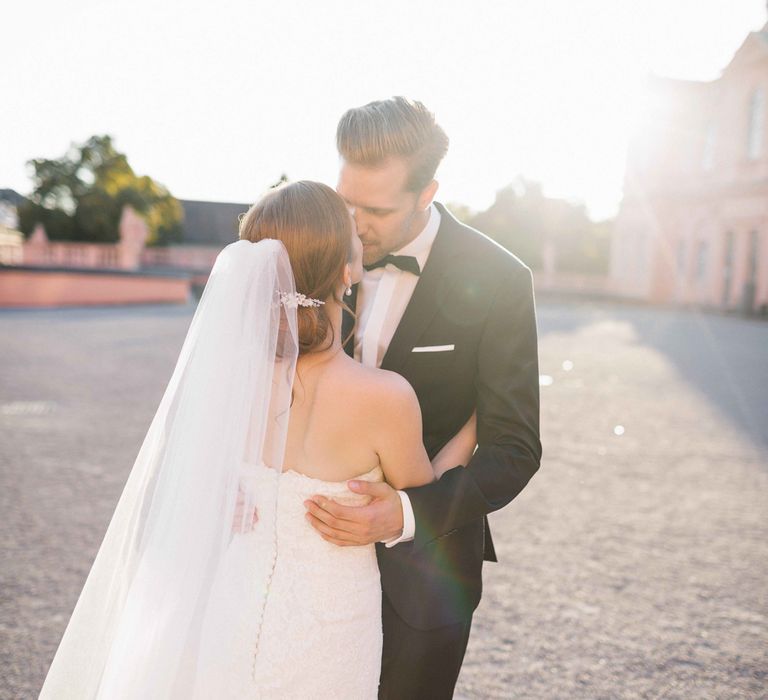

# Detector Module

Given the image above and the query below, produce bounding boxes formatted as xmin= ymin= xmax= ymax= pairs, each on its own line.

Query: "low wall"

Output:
xmin=0 ymin=265 xmax=191 ymax=308
xmin=533 ymin=271 xmax=614 ymax=296
xmin=22 ymin=242 xmax=123 ymax=268
xmin=141 ymin=245 xmax=221 ymax=270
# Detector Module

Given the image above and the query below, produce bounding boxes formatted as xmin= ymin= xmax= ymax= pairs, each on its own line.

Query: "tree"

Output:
xmin=467 ymin=179 xmax=611 ymax=274
xmin=270 ymin=173 xmax=290 ymax=189
xmin=445 ymin=202 xmax=475 ymax=224
xmin=18 ymin=135 xmax=183 ymax=246
xmin=469 ymin=180 xmax=545 ymax=270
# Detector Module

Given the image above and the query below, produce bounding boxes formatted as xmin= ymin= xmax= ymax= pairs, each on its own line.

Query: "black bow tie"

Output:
xmin=363 ymin=254 xmax=421 ymax=276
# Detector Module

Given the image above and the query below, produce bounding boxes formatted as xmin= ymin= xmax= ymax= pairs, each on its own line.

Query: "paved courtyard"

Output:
xmin=1 ymin=299 xmax=766 ymax=699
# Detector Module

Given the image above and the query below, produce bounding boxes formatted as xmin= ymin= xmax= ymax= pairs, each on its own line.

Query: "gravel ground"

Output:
xmin=1 ymin=300 xmax=766 ymax=699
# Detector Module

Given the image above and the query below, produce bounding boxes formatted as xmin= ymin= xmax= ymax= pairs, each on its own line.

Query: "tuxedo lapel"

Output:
xmin=380 ymin=204 xmax=465 ymax=373
xmin=342 ymin=283 xmax=358 ymax=358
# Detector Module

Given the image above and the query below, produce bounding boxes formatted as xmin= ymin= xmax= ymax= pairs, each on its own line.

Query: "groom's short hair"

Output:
xmin=336 ymin=97 xmax=449 ymax=193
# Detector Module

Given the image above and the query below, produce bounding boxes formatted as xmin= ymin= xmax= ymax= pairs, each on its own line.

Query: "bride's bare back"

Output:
xmin=282 ymin=350 xmax=434 ymax=490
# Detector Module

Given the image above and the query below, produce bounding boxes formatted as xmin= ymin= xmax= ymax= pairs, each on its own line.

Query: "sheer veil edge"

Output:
xmin=39 ymin=239 xmax=299 ymax=699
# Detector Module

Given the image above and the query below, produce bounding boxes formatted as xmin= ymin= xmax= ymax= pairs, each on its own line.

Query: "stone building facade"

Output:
xmin=612 ymin=20 xmax=768 ymax=314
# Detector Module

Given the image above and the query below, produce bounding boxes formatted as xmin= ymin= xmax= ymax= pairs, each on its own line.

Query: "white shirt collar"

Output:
xmin=392 ymin=203 xmax=441 ymax=267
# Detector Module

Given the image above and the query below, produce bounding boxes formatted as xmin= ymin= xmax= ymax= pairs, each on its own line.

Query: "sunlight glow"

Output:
xmin=2 ymin=0 xmax=766 ymax=221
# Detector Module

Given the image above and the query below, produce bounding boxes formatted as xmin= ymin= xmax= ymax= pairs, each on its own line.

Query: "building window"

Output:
xmin=677 ymin=240 xmax=686 ymax=274
xmin=635 ymin=233 xmax=646 ymax=279
xmin=702 ymin=123 xmax=716 ymax=170
xmin=722 ymin=231 xmax=734 ymax=306
xmin=747 ymin=230 xmax=759 ymax=283
xmin=696 ymin=240 xmax=708 ymax=282
xmin=0 ymin=202 xmax=19 ymax=230
xmin=747 ymin=88 xmax=765 ymax=160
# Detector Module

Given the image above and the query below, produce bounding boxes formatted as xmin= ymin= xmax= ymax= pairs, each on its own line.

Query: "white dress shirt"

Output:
xmin=354 ymin=203 xmax=441 ymax=547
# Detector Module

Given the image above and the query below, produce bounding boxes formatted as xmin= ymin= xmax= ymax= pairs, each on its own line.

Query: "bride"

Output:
xmin=39 ymin=181 xmax=477 ymax=699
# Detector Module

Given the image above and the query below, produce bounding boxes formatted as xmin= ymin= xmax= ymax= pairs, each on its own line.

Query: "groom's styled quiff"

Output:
xmin=336 ymin=96 xmax=449 ymax=192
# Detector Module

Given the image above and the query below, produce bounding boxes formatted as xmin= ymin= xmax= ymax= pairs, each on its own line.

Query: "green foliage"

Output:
xmin=17 ymin=135 xmax=183 ymax=246
xmin=555 ymin=216 xmax=612 ymax=275
xmin=445 ymin=202 xmax=475 ymax=224
xmin=270 ymin=173 xmax=290 ymax=189
xmin=467 ymin=178 xmax=611 ymax=274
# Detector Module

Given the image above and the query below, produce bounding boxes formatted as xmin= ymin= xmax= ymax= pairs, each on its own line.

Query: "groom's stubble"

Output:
xmin=336 ymin=157 xmax=436 ymax=266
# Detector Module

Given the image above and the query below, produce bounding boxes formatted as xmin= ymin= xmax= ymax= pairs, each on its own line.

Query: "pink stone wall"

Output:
xmin=0 ymin=269 xmax=190 ymax=308
xmin=141 ymin=245 xmax=221 ymax=270
xmin=21 ymin=240 xmax=123 ymax=268
xmin=7 ymin=221 xmax=221 ymax=275
xmin=0 ymin=204 xmax=217 ymax=307
xmin=16 ymin=206 xmax=149 ymax=270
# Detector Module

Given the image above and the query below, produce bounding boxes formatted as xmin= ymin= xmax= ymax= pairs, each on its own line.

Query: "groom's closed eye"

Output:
xmin=362 ymin=207 xmax=395 ymax=217
xmin=339 ymin=197 xmax=394 ymax=219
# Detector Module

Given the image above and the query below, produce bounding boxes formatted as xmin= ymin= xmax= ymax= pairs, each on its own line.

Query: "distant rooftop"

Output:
xmin=179 ymin=199 xmax=251 ymax=247
xmin=0 ymin=189 xmax=26 ymax=206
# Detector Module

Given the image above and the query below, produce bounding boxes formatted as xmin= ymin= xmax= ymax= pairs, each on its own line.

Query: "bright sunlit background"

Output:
xmin=3 ymin=0 xmax=766 ymax=220
xmin=3 ymin=5 xmax=768 ymax=699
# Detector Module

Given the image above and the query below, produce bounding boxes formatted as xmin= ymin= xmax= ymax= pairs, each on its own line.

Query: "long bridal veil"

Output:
xmin=39 ymin=239 xmax=299 ymax=699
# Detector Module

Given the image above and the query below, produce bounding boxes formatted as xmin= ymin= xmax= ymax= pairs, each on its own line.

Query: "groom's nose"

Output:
xmin=347 ymin=205 xmax=362 ymax=228
xmin=349 ymin=208 xmax=368 ymax=234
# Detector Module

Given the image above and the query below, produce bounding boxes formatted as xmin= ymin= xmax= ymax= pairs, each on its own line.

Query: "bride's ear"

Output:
xmin=342 ymin=263 xmax=354 ymax=291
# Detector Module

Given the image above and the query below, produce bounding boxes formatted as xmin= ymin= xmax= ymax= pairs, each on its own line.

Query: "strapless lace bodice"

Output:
xmin=192 ymin=462 xmax=384 ymax=699
xmin=245 ymin=460 xmax=384 ymax=523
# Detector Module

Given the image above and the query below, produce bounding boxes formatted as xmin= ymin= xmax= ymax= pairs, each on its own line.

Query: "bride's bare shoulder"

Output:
xmin=337 ymin=356 xmax=418 ymax=411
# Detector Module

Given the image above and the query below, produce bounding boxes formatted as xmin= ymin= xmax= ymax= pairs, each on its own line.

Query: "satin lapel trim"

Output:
xmin=342 ymin=283 xmax=358 ymax=358
xmin=380 ymin=210 xmax=465 ymax=373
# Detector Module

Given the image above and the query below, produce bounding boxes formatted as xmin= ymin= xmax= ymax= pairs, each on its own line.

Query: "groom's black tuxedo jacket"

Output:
xmin=342 ymin=202 xmax=542 ymax=630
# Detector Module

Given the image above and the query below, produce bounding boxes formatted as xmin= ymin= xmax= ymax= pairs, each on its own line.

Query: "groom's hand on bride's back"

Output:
xmin=304 ymin=481 xmax=404 ymax=547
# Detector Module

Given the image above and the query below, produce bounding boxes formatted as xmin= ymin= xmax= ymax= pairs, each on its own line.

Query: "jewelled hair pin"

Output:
xmin=279 ymin=291 xmax=325 ymax=309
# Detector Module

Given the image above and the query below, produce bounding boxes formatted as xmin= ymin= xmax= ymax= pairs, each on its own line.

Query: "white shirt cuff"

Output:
xmin=383 ymin=490 xmax=415 ymax=548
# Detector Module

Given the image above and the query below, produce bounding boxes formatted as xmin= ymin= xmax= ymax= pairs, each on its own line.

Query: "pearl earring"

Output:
xmin=345 ymin=286 xmax=352 ymax=297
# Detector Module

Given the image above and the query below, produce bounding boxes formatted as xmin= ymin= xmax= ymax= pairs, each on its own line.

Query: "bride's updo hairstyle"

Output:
xmin=238 ymin=181 xmax=354 ymax=355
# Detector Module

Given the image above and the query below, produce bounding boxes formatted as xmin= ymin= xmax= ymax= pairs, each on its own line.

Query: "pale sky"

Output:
xmin=3 ymin=0 xmax=766 ymax=220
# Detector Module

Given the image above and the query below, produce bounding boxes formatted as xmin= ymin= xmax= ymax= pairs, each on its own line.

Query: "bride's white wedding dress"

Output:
xmin=39 ymin=240 xmax=385 ymax=699
xmin=192 ymin=461 xmax=384 ymax=699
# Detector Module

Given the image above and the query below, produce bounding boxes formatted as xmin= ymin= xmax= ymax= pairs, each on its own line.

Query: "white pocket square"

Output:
xmin=411 ymin=344 xmax=455 ymax=353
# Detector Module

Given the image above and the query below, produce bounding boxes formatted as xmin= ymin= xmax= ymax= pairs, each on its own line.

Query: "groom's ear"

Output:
xmin=417 ymin=179 xmax=439 ymax=210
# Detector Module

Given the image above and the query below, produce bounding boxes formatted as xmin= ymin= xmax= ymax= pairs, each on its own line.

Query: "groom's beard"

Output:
xmin=362 ymin=208 xmax=420 ymax=266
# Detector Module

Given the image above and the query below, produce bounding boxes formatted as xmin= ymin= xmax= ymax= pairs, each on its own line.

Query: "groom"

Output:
xmin=304 ymin=97 xmax=542 ymax=698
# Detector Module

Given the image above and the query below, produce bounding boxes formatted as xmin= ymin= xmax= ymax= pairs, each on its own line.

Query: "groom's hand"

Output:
xmin=304 ymin=480 xmax=404 ymax=546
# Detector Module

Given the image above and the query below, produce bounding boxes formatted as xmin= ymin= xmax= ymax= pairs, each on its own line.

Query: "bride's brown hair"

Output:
xmin=238 ymin=180 xmax=355 ymax=355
